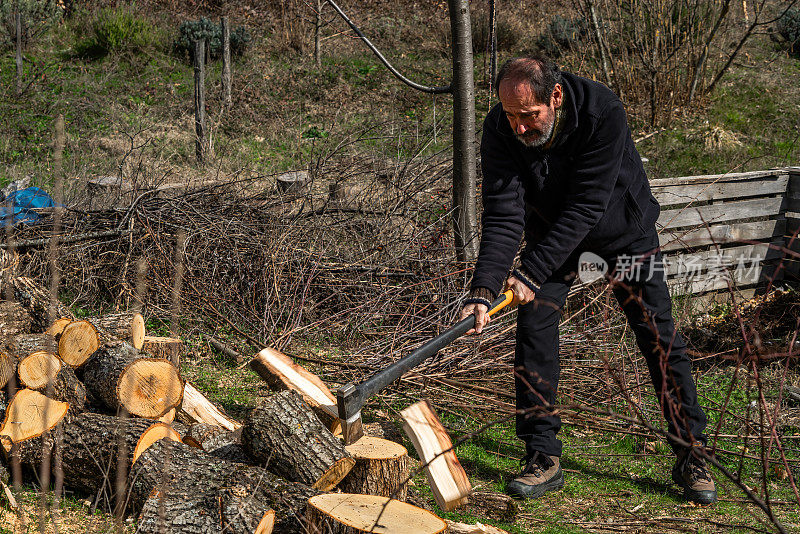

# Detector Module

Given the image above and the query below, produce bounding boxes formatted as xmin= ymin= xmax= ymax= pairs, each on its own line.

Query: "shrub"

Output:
xmin=535 ymin=15 xmax=588 ymax=58
xmin=775 ymin=7 xmax=800 ymax=57
xmin=471 ymin=10 xmax=521 ymax=54
xmin=0 ymin=0 xmax=64 ymax=47
xmin=75 ymin=5 xmax=155 ymax=58
xmin=173 ymin=18 xmax=252 ymax=61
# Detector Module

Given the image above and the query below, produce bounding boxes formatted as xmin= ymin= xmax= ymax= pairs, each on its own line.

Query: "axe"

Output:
xmin=336 ymin=290 xmax=518 ymax=445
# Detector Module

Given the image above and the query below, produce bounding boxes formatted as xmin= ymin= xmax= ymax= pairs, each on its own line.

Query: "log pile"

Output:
xmin=0 ymin=275 xmax=482 ymax=532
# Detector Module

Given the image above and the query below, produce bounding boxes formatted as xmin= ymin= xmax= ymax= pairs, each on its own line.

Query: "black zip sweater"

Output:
xmin=470 ymin=72 xmax=660 ymax=299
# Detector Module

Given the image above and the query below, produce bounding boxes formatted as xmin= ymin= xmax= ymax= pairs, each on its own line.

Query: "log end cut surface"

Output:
xmin=131 ymin=313 xmax=145 ymax=350
xmin=345 ymin=436 xmax=407 ymax=460
xmin=58 ymin=320 xmax=100 ymax=366
xmin=45 ymin=317 xmax=72 ymax=337
xmin=133 ymin=422 xmax=182 ymax=464
xmin=119 ymin=358 xmax=183 ymax=418
xmin=0 ymin=389 xmax=69 ymax=452
xmin=307 ymin=494 xmax=447 ymax=534
xmin=18 ymin=351 xmax=62 ymax=389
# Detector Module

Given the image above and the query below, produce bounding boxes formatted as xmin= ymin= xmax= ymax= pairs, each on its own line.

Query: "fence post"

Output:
xmin=194 ymin=39 xmax=206 ymax=164
xmin=15 ymin=12 xmax=23 ymax=95
xmin=448 ymin=0 xmax=478 ymax=263
xmin=221 ymin=17 xmax=232 ymax=107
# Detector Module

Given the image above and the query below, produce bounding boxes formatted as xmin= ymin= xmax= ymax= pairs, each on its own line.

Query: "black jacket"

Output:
xmin=471 ymin=72 xmax=660 ymax=297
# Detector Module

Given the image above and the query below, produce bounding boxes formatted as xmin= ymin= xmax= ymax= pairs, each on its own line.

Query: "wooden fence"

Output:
xmin=650 ymin=166 xmax=800 ymax=298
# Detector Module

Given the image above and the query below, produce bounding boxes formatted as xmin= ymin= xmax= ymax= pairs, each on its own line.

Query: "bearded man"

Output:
xmin=459 ymin=56 xmax=716 ymax=504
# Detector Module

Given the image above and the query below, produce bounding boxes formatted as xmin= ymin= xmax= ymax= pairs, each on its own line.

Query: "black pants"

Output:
xmin=515 ymin=227 xmax=707 ymax=458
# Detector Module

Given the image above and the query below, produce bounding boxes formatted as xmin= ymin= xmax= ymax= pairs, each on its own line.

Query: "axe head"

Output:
xmin=337 ymin=383 xmax=364 ymax=445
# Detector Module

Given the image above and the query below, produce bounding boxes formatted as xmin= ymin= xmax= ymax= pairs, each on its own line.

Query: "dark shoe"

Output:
xmin=672 ymin=443 xmax=717 ymax=504
xmin=506 ymin=451 xmax=564 ymax=500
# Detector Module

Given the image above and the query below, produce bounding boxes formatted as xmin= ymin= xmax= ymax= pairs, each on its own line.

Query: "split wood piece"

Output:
xmin=17 ymin=352 xmax=85 ymax=410
xmin=83 ymin=342 xmax=183 ymax=418
xmin=0 ymin=389 xmax=68 ymax=461
xmin=12 ymin=276 xmax=74 ymax=331
xmin=156 ymin=407 xmax=176 ymax=424
xmin=339 ymin=436 xmax=410 ymax=500
xmin=0 ymin=352 xmax=16 ymax=390
xmin=45 ymin=317 xmax=72 ymax=337
xmin=445 ymin=521 xmax=510 ymax=534
xmin=400 ymin=400 xmax=471 ymax=511
xmin=306 ymin=493 xmax=447 ymax=534
xmin=88 ymin=312 xmax=145 ymax=350
xmin=250 ymin=347 xmax=341 ymax=435
xmin=58 ymin=320 xmax=100 ymax=367
xmin=10 ymin=333 xmax=57 ymax=357
xmin=178 ymin=381 xmax=241 ymax=431
xmin=132 ymin=422 xmax=182 ymax=464
xmin=464 ymin=491 xmax=517 ymax=523
xmin=242 ymin=390 xmax=354 ymax=491
xmin=142 ymin=335 xmax=182 ymax=362
xmin=129 ymin=438 xmax=315 ymax=533
xmin=0 ymin=301 xmax=32 ymax=338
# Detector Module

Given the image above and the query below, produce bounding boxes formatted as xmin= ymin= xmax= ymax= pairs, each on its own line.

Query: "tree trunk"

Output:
xmin=87 ymin=312 xmax=145 ymax=350
xmin=18 ymin=352 xmax=86 ymax=410
xmin=305 ymin=493 xmax=447 ymax=534
xmin=0 ymin=301 xmax=31 ymax=338
xmin=177 ymin=381 xmax=241 ymax=430
xmin=242 ymin=390 xmax=354 ymax=491
xmin=221 ymin=16 xmax=232 ymax=107
xmin=83 ymin=342 xmax=183 ymax=418
xmin=129 ymin=438 xmax=315 ymax=533
xmin=10 ymin=333 xmax=57 ymax=357
xmin=57 ymin=320 xmax=100 ymax=367
xmin=338 ymin=436 xmax=409 ymax=500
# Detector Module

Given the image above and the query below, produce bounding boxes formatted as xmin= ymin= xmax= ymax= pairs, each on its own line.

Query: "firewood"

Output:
xmin=178 ymin=381 xmax=241 ymax=431
xmin=142 ymin=335 xmax=182 ymax=363
xmin=305 ymin=493 xmax=447 ymax=534
xmin=445 ymin=521 xmax=510 ymax=534
xmin=464 ymin=491 xmax=518 ymax=523
xmin=242 ymin=390 xmax=354 ymax=491
xmin=83 ymin=342 xmax=183 ymax=418
xmin=12 ymin=277 xmax=73 ymax=331
xmin=10 ymin=333 xmax=57 ymax=356
xmin=88 ymin=312 xmax=145 ymax=350
xmin=17 ymin=352 xmax=86 ymax=410
xmin=132 ymin=422 xmax=182 ymax=464
xmin=0 ymin=351 xmax=16 ymax=390
xmin=0 ymin=389 xmax=69 ymax=458
xmin=130 ymin=438 xmax=315 ymax=533
xmin=58 ymin=320 xmax=100 ymax=367
xmin=400 ymin=400 xmax=471 ymax=511
xmin=250 ymin=347 xmax=341 ymax=434
xmin=338 ymin=436 xmax=410 ymax=500
xmin=156 ymin=407 xmax=176 ymax=424
xmin=45 ymin=317 xmax=72 ymax=337
xmin=0 ymin=301 xmax=31 ymax=338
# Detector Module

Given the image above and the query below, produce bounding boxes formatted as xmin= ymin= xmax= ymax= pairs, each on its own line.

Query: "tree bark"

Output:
xmin=305 ymin=493 xmax=447 ymax=534
xmin=184 ymin=423 xmax=252 ymax=464
xmin=0 ymin=301 xmax=31 ymax=338
xmin=87 ymin=312 xmax=145 ymax=350
xmin=142 ymin=335 xmax=181 ymax=361
xmin=242 ymin=390 xmax=354 ymax=491
xmin=338 ymin=436 xmax=409 ymax=500
xmin=0 ymin=352 xmax=17 ymax=390
xmin=9 ymin=333 xmax=57 ymax=357
xmin=12 ymin=277 xmax=73 ymax=332
xmin=221 ymin=16 xmax=232 ymax=106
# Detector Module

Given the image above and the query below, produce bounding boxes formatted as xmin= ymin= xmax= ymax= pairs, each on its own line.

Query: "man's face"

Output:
xmin=498 ymin=79 xmax=562 ymax=148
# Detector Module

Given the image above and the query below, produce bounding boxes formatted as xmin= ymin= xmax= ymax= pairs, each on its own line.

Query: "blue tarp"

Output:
xmin=0 ymin=187 xmax=56 ymax=225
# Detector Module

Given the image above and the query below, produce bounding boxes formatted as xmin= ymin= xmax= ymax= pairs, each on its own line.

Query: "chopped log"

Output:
xmin=0 ymin=301 xmax=32 ymax=338
xmin=183 ymin=422 xmax=224 ymax=448
xmin=242 ymin=390 xmax=354 ymax=491
xmin=250 ymin=348 xmax=341 ymax=434
xmin=0 ymin=352 xmax=16 ymax=390
xmin=12 ymin=277 xmax=73 ymax=331
xmin=305 ymin=494 xmax=447 ymax=534
xmin=445 ymin=521 xmax=510 ymax=534
xmin=338 ymin=436 xmax=409 ymax=500
xmin=83 ymin=342 xmax=183 ymax=418
xmin=130 ymin=438 xmax=315 ymax=533
xmin=58 ymin=320 xmax=100 ymax=367
xmin=45 ymin=317 xmax=72 ymax=337
xmin=142 ymin=335 xmax=182 ymax=362
xmin=88 ymin=312 xmax=145 ymax=350
xmin=400 ymin=400 xmax=471 ymax=511
xmin=17 ymin=352 xmax=86 ymax=410
xmin=276 ymin=170 xmax=309 ymax=194
xmin=178 ymin=381 xmax=241 ymax=430
xmin=0 ymin=389 xmax=69 ymax=454
xmin=10 ymin=333 xmax=57 ymax=357
xmin=132 ymin=422 xmax=182 ymax=464
xmin=464 ymin=491 xmax=517 ymax=523
xmin=183 ymin=423 xmax=251 ymax=464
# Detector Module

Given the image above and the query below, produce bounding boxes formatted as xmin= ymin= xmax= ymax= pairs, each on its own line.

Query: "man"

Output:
xmin=460 ymin=56 xmax=716 ymax=504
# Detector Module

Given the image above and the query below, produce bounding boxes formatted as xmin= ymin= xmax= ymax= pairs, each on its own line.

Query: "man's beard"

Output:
xmin=515 ymin=114 xmax=555 ymax=148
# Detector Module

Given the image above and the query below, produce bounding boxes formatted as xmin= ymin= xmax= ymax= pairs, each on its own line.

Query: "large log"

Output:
xmin=305 ymin=493 xmax=447 ymax=534
xmin=0 ymin=301 xmax=31 ymax=338
xmin=88 ymin=312 xmax=145 ymax=350
xmin=12 ymin=277 xmax=73 ymax=331
xmin=130 ymin=438 xmax=315 ymax=533
xmin=400 ymin=400 xmax=471 ymax=511
xmin=178 ymin=381 xmax=241 ymax=430
xmin=338 ymin=436 xmax=409 ymax=500
xmin=250 ymin=348 xmax=341 ymax=434
xmin=83 ymin=342 xmax=183 ymax=418
xmin=58 ymin=320 xmax=100 ymax=367
xmin=9 ymin=333 xmax=57 ymax=357
xmin=242 ymin=390 xmax=354 ymax=491
xmin=17 ymin=351 xmax=86 ymax=410
xmin=183 ymin=423 xmax=252 ymax=465
xmin=132 ymin=422 xmax=182 ymax=464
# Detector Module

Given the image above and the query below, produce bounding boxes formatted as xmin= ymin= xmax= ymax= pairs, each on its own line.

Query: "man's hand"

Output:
xmin=460 ymin=302 xmax=489 ymax=335
xmin=506 ymin=275 xmax=536 ymax=305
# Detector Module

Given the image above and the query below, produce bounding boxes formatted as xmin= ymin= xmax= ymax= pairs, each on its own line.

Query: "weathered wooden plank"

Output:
xmin=652 ymin=174 xmax=788 ymax=206
xmin=668 ymin=261 xmax=782 ymax=296
xmin=662 ymin=241 xmax=785 ymax=277
xmin=650 ymin=168 xmax=794 ymax=188
xmin=658 ymin=219 xmax=785 ymax=252
xmin=657 ymin=197 xmax=785 ymax=230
